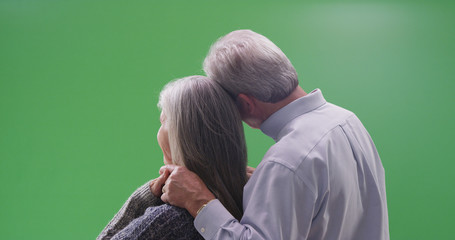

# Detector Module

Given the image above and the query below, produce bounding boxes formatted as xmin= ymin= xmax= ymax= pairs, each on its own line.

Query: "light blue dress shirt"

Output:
xmin=194 ymin=89 xmax=389 ymax=240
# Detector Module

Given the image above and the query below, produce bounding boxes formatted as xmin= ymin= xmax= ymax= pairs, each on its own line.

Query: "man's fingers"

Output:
xmin=160 ymin=192 xmax=169 ymax=203
xmin=159 ymin=164 xmax=177 ymax=175
xmin=150 ymin=169 xmax=170 ymax=197
xmin=160 ymin=168 xmax=178 ymax=203
xmin=161 ymin=180 xmax=171 ymax=203
xmin=246 ymin=166 xmax=256 ymax=180
xmin=150 ymin=179 xmax=162 ymax=197
xmin=163 ymin=172 xmax=171 ymax=187
xmin=159 ymin=166 xmax=166 ymax=175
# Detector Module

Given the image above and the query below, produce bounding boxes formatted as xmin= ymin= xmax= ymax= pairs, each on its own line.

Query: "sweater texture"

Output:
xmin=97 ymin=182 xmax=203 ymax=240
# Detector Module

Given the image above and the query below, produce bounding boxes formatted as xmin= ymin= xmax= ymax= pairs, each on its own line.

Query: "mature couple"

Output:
xmin=98 ymin=30 xmax=389 ymax=240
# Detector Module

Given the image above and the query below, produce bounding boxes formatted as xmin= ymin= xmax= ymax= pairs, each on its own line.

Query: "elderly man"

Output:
xmin=156 ymin=30 xmax=389 ymax=240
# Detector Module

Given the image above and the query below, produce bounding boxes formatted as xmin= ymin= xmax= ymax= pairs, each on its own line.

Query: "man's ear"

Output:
xmin=237 ymin=94 xmax=265 ymax=129
xmin=237 ymin=93 xmax=255 ymax=115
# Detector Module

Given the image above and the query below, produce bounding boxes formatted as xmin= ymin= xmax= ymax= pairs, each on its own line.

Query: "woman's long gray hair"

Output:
xmin=158 ymin=75 xmax=247 ymax=220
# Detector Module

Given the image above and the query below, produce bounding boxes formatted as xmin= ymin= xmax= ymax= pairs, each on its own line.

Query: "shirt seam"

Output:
xmin=275 ymin=101 xmax=327 ymax=141
xmin=265 ymin=159 xmax=317 ymax=196
xmin=343 ymin=115 xmax=368 ymax=159
xmin=295 ymin=113 xmax=355 ymax=186
xmin=299 ymin=113 xmax=355 ymax=163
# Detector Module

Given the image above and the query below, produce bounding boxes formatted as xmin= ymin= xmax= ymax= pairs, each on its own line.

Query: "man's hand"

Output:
xmin=160 ymin=165 xmax=215 ymax=217
xmin=149 ymin=168 xmax=170 ymax=197
xmin=247 ymin=166 xmax=256 ymax=180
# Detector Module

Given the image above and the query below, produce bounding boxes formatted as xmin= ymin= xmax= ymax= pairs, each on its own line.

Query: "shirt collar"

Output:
xmin=260 ymin=89 xmax=327 ymax=142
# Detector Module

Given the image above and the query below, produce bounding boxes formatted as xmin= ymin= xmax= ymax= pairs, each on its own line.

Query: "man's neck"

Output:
xmin=257 ymin=86 xmax=307 ymax=123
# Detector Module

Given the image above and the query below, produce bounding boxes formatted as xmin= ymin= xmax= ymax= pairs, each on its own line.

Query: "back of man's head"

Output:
xmin=203 ymin=30 xmax=298 ymax=103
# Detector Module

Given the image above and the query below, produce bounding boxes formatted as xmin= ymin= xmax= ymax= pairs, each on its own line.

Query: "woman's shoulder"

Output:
xmin=112 ymin=204 xmax=203 ymax=240
xmin=146 ymin=204 xmax=192 ymax=222
xmin=139 ymin=204 xmax=204 ymax=239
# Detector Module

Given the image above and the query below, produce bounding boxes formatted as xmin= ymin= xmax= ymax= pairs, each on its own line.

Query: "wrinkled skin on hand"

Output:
xmin=149 ymin=168 xmax=170 ymax=198
xmin=159 ymin=165 xmax=215 ymax=217
xmin=153 ymin=165 xmax=256 ymax=217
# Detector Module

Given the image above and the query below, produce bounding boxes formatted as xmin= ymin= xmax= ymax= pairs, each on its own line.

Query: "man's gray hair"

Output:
xmin=203 ymin=29 xmax=298 ymax=103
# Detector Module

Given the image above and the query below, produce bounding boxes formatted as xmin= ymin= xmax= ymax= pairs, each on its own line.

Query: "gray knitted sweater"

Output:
xmin=97 ymin=182 xmax=203 ymax=240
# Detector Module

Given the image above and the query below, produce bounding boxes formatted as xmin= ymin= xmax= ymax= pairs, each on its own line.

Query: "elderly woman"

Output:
xmin=97 ymin=76 xmax=248 ymax=240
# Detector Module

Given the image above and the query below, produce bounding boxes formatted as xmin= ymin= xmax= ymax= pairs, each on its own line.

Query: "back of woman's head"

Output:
xmin=158 ymin=75 xmax=247 ymax=220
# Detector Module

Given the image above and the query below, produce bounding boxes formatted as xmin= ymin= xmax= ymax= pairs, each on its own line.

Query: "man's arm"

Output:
xmin=162 ymin=162 xmax=316 ymax=240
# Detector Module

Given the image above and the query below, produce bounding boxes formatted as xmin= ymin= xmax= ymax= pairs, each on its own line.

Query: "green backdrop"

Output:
xmin=1 ymin=0 xmax=454 ymax=239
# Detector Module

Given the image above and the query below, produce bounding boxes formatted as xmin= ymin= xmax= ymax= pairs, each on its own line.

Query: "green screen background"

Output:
xmin=1 ymin=0 xmax=454 ymax=239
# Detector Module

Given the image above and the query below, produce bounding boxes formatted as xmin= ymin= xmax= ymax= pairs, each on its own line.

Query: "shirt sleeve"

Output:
xmin=194 ymin=161 xmax=317 ymax=240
